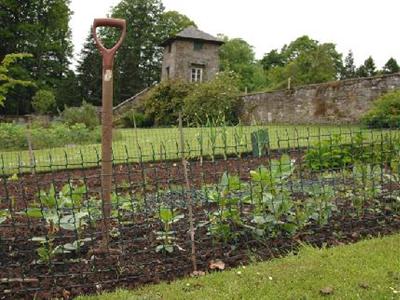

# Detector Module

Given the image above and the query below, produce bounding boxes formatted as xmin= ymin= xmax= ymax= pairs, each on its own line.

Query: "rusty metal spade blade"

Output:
xmin=92 ymin=18 xmax=126 ymax=248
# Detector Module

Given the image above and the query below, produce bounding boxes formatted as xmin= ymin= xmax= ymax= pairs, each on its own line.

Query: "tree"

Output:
xmin=0 ymin=53 xmax=34 ymax=106
xmin=357 ymin=56 xmax=377 ymax=77
xmin=382 ymin=58 xmax=400 ymax=74
xmin=219 ymin=36 xmax=265 ymax=91
xmin=77 ymin=1 xmax=195 ymax=105
xmin=282 ymin=35 xmax=318 ymax=61
xmin=111 ymin=0 xmax=165 ymax=100
xmin=264 ymin=36 xmax=342 ymax=89
xmin=32 ymin=89 xmax=56 ymax=114
xmin=76 ymin=31 xmax=103 ymax=106
xmin=341 ymin=50 xmax=357 ymax=79
xmin=364 ymin=56 xmax=377 ymax=76
xmin=112 ymin=0 xmax=197 ymax=102
xmin=296 ymin=43 xmax=342 ymax=83
xmin=0 ymin=0 xmax=73 ymax=114
xmin=159 ymin=11 xmax=196 ymax=39
xmin=260 ymin=49 xmax=285 ymax=70
xmin=55 ymin=70 xmax=81 ymax=108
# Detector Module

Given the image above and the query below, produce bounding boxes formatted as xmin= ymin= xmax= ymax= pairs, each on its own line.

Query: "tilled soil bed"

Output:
xmin=1 ymin=207 xmax=399 ymax=299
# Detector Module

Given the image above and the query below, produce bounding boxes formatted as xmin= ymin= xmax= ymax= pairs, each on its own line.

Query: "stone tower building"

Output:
xmin=160 ymin=26 xmax=224 ymax=83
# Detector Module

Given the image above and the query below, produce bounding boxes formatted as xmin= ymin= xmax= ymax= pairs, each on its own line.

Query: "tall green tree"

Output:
xmin=382 ymin=57 xmax=400 ymax=74
xmin=0 ymin=53 xmax=34 ymax=106
xmin=111 ymin=0 xmax=165 ymax=101
xmin=281 ymin=35 xmax=318 ymax=61
xmin=76 ymin=31 xmax=103 ymax=106
xmin=0 ymin=0 xmax=73 ymax=114
xmin=56 ymin=70 xmax=81 ymax=107
xmin=159 ymin=11 xmax=196 ymax=38
xmin=265 ymin=36 xmax=342 ymax=89
xmin=341 ymin=50 xmax=357 ymax=79
xmin=260 ymin=49 xmax=285 ymax=70
xmin=77 ymin=1 xmax=194 ymax=105
xmin=357 ymin=56 xmax=377 ymax=77
xmin=219 ymin=36 xmax=266 ymax=91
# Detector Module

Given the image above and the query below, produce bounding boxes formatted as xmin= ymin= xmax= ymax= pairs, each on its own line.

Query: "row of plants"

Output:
xmin=0 ymin=181 xmax=141 ymax=263
xmin=0 ymin=101 xmax=103 ymax=151
xmin=122 ymin=118 xmax=251 ymax=163
xmin=304 ymin=132 xmax=400 ymax=171
xmin=0 ymin=122 xmax=102 ymax=151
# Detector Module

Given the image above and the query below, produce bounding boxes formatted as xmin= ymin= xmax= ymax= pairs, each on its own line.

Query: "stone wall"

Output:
xmin=240 ymin=73 xmax=400 ymax=124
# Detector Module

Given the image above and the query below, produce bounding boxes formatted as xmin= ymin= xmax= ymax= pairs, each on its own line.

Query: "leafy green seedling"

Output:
xmin=155 ymin=207 xmax=184 ymax=253
xmin=0 ymin=209 xmax=10 ymax=224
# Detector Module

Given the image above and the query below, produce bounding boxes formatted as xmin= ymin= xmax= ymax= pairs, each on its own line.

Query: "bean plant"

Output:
xmin=233 ymin=122 xmax=246 ymax=158
xmin=206 ymin=117 xmax=218 ymax=162
xmin=31 ymin=236 xmax=91 ymax=264
xmin=347 ymin=163 xmax=383 ymax=216
xmin=220 ymin=117 xmax=228 ymax=160
xmin=245 ymin=155 xmax=296 ymax=237
xmin=26 ymin=184 xmax=89 ymax=231
xmin=206 ymin=172 xmax=243 ymax=242
xmin=26 ymin=183 xmax=91 ymax=263
xmin=303 ymin=184 xmax=336 ymax=225
xmin=155 ymin=207 xmax=184 ymax=253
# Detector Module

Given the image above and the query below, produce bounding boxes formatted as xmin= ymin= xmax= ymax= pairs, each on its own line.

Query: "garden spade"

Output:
xmin=93 ymin=18 xmax=126 ymax=248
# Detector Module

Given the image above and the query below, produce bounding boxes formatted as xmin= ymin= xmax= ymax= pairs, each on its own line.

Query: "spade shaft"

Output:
xmin=92 ymin=18 xmax=126 ymax=247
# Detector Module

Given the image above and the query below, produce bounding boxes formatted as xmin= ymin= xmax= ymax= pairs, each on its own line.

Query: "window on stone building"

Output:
xmin=191 ymin=67 xmax=203 ymax=82
xmin=166 ymin=66 xmax=170 ymax=79
xmin=193 ymin=41 xmax=203 ymax=51
xmin=167 ymin=44 xmax=172 ymax=53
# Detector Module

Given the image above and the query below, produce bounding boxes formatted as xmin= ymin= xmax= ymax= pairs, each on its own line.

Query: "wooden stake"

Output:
xmin=26 ymin=116 xmax=35 ymax=175
xmin=178 ymin=112 xmax=197 ymax=272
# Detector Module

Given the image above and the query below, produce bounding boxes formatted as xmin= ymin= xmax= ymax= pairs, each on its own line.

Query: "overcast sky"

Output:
xmin=70 ymin=0 xmax=400 ymax=68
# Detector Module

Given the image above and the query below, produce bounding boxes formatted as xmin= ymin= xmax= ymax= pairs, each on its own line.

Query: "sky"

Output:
xmin=70 ymin=0 xmax=400 ymax=68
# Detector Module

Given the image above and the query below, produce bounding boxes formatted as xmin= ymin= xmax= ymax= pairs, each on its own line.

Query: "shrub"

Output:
xmin=143 ymin=80 xmax=193 ymax=126
xmin=32 ymin=89 xmax=56 ymax=114
xmin=304 ymin=132 xmax=399 ymax=171
xmin=121 ymin=111 xmax=153 ymax=128
xmin=361 ymin=90 xmax=400 ymax=128
xmin=183 ymin=71 xmax=242 ymax=125
xmin=0 ymin=123 xmax=27 ymax=150
xmin=304 ymin=134 xmax=352 ymax=171
xmin=61 ymin=101 xmax=99 ymax=129
xmin=141 ymin=72 xmax=242 ymax=126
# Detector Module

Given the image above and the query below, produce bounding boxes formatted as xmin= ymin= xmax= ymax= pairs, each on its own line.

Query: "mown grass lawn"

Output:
xmin=79 ymin=234 xmax=400 ymax=300
xmin=0 ymin=124 xmax=396 ymax=174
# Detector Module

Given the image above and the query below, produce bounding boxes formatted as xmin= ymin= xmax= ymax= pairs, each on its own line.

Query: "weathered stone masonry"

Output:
xmin=161 ymin=26 xmax=223 ymax=83
xmin=240 ymin=73 xmax=400 ymax=124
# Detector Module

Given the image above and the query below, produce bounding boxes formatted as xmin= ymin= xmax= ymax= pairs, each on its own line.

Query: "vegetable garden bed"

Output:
xmin=1 ymin=150 xmax=400 ymax=299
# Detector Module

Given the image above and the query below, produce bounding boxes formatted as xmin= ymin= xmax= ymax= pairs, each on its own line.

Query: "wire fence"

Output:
xmin=0 ymin=123 xmax=397 ymax=174
xmin=0 ymin=123 xmax=400 ymax=298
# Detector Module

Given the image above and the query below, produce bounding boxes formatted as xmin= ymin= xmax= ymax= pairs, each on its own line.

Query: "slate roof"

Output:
xmin=161 ymin=26 xmax=224 ymax=46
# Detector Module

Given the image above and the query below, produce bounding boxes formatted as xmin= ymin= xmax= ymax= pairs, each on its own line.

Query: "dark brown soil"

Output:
xmin=1 ymin=208 xmax=399 ymax=299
